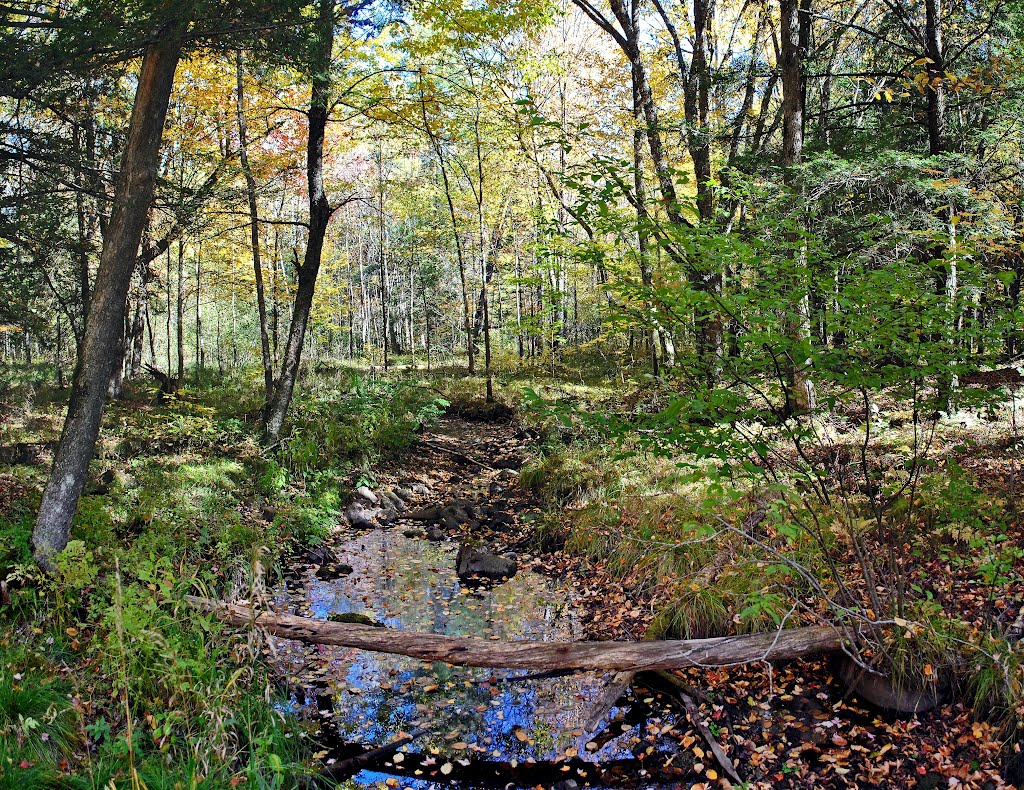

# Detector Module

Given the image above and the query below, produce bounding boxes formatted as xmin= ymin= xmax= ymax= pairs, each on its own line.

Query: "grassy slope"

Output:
xmin=0 ymin=363 xmax=444 ymax=787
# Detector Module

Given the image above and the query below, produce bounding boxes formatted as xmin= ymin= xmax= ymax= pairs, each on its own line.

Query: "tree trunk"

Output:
xmin=420 ymin=79 xmax=474 ymax=375
xmin=924 ymin=0 xmax=945 ymax=156
xmin=128 ymin=268 xmax=146 ymax=379
xmin=193 ymin=597 xmax=847 ymax=671
xmin=781 ymin=0 xmax=816 ymax=415
xmin=603 ymin=0 xmax=721 ymax=381
xmin=235 ymin=51 xmax=274 ymax=406
xmin=176 ymin=239 xmax=185 ymax=378
xmin=263 ymin=0 xmax=334 ymax=445
xmin=33 ymin=27 xmax=183 ymax=568
xmin=632 ymin=85 xmax=659 ymax=378
xmin=195 ymin=244 xmax=204 ymax=381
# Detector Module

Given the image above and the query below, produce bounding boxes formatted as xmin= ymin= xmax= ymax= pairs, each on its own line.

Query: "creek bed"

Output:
xmin=278 ymin=526 xmax=687 ymax=788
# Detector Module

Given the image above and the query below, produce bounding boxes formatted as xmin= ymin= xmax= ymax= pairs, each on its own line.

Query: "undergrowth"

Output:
xmin=0 ymin=361 xmax=447 ymax=787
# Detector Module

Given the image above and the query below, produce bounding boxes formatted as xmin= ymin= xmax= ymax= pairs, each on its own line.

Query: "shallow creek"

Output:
xmin=277 ymin=525 xmax=687 ymax=788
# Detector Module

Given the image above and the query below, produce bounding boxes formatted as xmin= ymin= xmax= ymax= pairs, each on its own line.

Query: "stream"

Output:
xmin=273 ymin=417 xmax=690 ymax=788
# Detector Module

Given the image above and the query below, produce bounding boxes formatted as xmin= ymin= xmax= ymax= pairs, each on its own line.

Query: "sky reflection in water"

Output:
xmin=290 ymin=527 xmax=657 ymax=787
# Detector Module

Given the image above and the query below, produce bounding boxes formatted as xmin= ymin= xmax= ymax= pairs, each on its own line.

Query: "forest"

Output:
xmin=1 ymin=0 xmax=1023 ymax=787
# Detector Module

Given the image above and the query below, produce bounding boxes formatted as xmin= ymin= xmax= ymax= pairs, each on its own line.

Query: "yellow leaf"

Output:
xmin=440 ymin=762 xmax=453 ymax=775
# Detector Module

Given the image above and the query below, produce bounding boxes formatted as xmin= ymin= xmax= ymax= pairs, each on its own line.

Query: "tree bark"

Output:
xmin=263 ymin=0 xmax=334 ymax=445
xmin=33 ymin=26 xmax=184 ymax=568
xmin=193 ymin=597 xmax=847 ymax=670
xmin=235 ymin=51 xmax=274 ymax=406
xmin=419 ymin=76 xmax=474 ymax=374
xmin=176 ymin=239 xmax=186 ymax=378
xmin=924 ymin=0 xmax=945 ymax=156
xmin=632 ymin=81 xmax=659 ymax=377
xmin=781 ymin=0 xmax=816 ymax=415
xmin=586 ymin=0 xmax=722 ymax=382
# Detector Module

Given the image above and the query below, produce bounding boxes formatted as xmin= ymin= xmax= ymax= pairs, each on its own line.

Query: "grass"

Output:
xmin=0 ymin=361 xmax=449 ymax=787
xmin=0 ymin=644 xmax=80 ymax=765
xmin=1 ymin=352 xmax=1023 ymax=783
xmin=513 ymin=362 xmax=1024 ymax=735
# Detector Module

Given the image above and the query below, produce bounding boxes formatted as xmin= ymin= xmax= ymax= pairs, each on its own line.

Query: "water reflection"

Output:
xmin=286 ymin=527 xmax=681 ymax=787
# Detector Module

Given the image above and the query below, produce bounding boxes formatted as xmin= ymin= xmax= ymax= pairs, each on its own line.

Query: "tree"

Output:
xmin=780 ymin=0 xmax=816 ymax=415
xmin=263 ymin=0 xmax=339 ymax=444
xmin=33 ymin=21 xmax=185 ymax=567
xmin=236 ymin=51 xmax=275 ymax=405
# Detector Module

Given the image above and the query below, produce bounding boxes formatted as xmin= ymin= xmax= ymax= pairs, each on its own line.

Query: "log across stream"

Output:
xmin=261 ymin=525 xmax=687 ymax=786
xmin=196 ymin=530 xmax=842 ymax=787
xmin=203 ymin=419 xmax=849 ymax=787
xmin=198 ymin=594 xmax=844 ymax=671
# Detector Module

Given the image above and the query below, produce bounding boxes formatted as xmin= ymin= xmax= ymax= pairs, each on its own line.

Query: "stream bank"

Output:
xmin=272 ymin=415 xmax=695 ymax=787
xmin=266 ymin=414 xmax=1014 ymax=789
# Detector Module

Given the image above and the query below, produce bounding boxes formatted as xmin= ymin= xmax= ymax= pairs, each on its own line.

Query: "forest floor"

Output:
xmin=0 ymin=363 xmax=1021 ymax=789
xmin=274 ymin=409 xmax=1018 ymax=790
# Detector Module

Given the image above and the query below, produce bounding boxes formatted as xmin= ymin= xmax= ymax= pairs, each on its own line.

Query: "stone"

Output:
xmin=406 ymin=505 xmax=442 ymax=522
xmin=355 ymin=485 xmax=378 ymax=504
xmin=441 ymin=512 xmax=461 ymax=531
xmin=456 ymin=545 xmax=518 ymax=583
xmin=307 ymin=545 xmax=337 ymax=565
xmin=327 ymin=612 xmax=384 ymax=627
xmin=381 ymin=489 xmax=405 ymax=510
xmin=315 ymin=562 xmax=354 ymax=581
xmin=346 ymin=501 xmax=381 ymax=530
xmin=491 ymin=511 xmax=514 ymax=528
xmin=425 ymin=527 xmax=446 ymax=541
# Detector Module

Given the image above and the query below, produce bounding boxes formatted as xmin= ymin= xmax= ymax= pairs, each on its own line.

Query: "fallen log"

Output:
xmin=322 ymin=728 xmax=426 ymax=780
xmin=188 ymin=597 xmax=848 ymax=670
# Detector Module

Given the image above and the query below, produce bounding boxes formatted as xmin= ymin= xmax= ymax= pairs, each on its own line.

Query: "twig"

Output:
xmin=322 ymin=728 xmax=428 ymax=780
xmin=653 ymin=670 xmax=742 ymax=785
xmin=418 ymin=439 xmax=496 ymax=470
xmin=584 ymin=671 xmax=636 ymax=733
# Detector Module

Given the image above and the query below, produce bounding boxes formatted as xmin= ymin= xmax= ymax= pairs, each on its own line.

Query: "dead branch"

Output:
xmin=187 ymin=596 xmax=848 ymax=671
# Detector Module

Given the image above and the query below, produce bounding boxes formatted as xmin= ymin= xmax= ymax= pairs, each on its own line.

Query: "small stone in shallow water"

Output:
xmin=346 ymin=501 xmax=380 ymax=529
xmin=380 ymin=489 xmax=405 ymax=510
xmin=307 ymin=545 xmax=338 ymax=565
xmin=327 ymin=612 xmax=384 ymax=627
xmin=314 ymin=562 xmax=354 ymax=581
xmin=456 ymin=545 xmax=518 ymax=583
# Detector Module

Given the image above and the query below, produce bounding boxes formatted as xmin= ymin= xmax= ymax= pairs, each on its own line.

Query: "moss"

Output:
xmin=327 ymin=612 xmax=384 ymax=627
